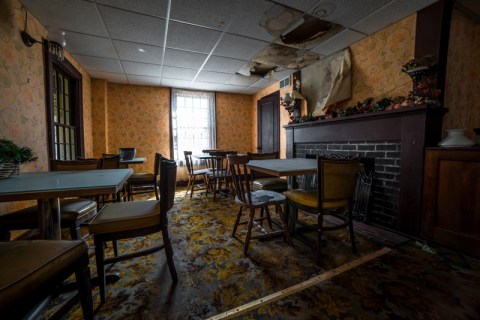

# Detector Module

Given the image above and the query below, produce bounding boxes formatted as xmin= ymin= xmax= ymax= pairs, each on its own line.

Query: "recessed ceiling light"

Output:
xmin=138 ymin=48 xmax=146 ymax=52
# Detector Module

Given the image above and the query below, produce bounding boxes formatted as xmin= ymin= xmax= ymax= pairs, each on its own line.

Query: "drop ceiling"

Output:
xmin=20 ymin=0 xmax=438 ymax=94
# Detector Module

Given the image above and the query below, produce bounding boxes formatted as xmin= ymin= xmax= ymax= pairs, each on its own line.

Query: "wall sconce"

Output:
xmin=21 ymin=8 xmax=65 ymax=62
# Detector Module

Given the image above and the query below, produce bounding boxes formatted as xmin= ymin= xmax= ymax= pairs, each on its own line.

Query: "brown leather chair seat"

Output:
xmin=0 ymin=198 xmax=97 ymax=240
xmin=0 ymin=240 xmax=93 ymax=319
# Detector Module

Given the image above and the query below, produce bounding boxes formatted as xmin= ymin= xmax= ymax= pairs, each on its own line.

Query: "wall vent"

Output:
xmin=279 ymin=76 xmax=290 ymax=89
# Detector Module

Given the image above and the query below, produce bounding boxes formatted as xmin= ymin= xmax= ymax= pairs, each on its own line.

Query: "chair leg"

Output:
xmin=185 ymin=176 xmax=193 ymax=198
xmin=348 ymin=204 xmax=357 ymax=253
xmin=75 ymin=256 xmax=93 ymax=319
xmin=276 ymin=205 xmax=292 ymax=246
xmin=232 ymin=207 xmax=243 ymax=237
xmin=244 ymin=208 xmax=256 ymax=255
xmin=112 ymin=240 xmax=118 ymax=257
xmin=161 ymin=225 xmax=178 ymax=282
xmin=94 ymin=237 xmax=107 ymax=304
xmin=317 ymin=212 xmax=324 ymax=263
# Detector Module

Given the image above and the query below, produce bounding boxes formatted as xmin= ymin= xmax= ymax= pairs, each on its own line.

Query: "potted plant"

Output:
xmin=0 ymin=138 xmax=37 ymax=178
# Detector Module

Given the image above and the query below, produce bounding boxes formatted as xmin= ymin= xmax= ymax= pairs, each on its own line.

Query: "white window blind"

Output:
xmin=171 ymin=89 xmax=216 ymax=165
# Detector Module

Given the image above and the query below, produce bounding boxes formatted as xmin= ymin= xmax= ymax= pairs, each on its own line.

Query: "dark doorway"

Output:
xmin=257 ymin=91 xmax=280 ymax=154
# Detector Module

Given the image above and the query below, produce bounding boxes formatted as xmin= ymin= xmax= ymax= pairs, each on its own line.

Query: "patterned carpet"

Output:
xmin=45 ymin=188 xmax=480 ymax=319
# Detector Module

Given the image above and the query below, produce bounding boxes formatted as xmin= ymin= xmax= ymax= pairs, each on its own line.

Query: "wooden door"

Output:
xmin=257 ymin=91 xmax=280 ymax=154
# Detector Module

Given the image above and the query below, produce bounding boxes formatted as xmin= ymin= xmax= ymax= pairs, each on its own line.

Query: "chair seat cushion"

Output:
xmin=89 ymin=201 xmax=159 ymax=234
xmin=0 ymin=240 xmax=88 ymax=310
xmin=236 ymin=189 xmax=285 ymax=206
xmin=128 ymin=172 xmax=155 ymax=183
xmin=283 ymin=189 xmax=349 ymax=209
xmin=253 ymin=178 xmax=288 ymax=192
xmin=0 ymin=199 xmax=97 ymax=229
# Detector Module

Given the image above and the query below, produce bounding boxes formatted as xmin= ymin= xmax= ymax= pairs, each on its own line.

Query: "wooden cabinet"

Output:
xmin=422 ymin=148 xmax=480 ymax=256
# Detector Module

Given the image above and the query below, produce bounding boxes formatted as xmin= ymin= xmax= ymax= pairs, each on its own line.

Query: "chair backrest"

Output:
xmin=227 ymin=154 xmax=252 ymax=205
xmin=183 ymin=151 xmax=195 ymax=174
xmin=101 ymin=154 xmax=120 ymax=169
xmin=154 ymin=153 xmax=163 ymax=178
xmin=210 ymin=150 xmax=237 ymax=175
xmin=317 ymin=156 xmax=360 ymax=204
xmin=52 ymin=159 xmax=100 ymax=171
xmin=247 ymin=151 xmax=279 ymax=179
xmin=160 ymin=158 xmax=177 ymax=213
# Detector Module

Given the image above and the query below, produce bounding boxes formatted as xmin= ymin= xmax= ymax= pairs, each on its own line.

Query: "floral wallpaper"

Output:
xmin=0 ymin=0 xmax=92 ymax=215
xmin=335 ymin=14 xmax=416 ymax=109
xmin=97 ymin=83 xmax=171 ymax=174
xmin=443 ymin=8 xmax=480 ymax=139
xmin=215 ymin=92 xmax=255 ymax=154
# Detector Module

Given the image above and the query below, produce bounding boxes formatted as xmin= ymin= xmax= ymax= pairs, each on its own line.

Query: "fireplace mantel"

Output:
xmin=284 ymin=105 xmax=446 ymax=236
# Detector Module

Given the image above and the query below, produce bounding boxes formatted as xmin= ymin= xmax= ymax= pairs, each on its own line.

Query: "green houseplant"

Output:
xmin=0 ymin=138 xmax=37 ymax=178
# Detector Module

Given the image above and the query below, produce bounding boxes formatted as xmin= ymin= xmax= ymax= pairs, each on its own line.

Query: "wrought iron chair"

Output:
xmin=283 ymin=155 xmax=360 ymax=263
xmin=228 ymin=154 xmax=292 ymax=255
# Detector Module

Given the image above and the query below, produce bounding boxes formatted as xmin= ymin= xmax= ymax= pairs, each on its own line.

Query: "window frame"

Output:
xmin=44 ymin=40 xmax=84 ymax=167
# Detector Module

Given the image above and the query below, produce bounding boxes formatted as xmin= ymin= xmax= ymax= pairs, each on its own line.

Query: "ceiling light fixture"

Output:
xmin=21 ymin=7 xmax=65 ymax=62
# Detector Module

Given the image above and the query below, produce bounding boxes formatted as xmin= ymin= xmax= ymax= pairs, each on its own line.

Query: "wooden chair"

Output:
xmin=88 ymin=157 xmax=178 ymax=303
xmin=0 ymin=159 xmax=100 ymax=241
xmin=0 ymin=240 xmax=93 ymax=319
xmin=283 ymin=155 xmax=360 ymax=263
xmin=184 ymin=151 xmax=209 ymax=198
xmin=100 ymin=154 xmax=127 ymax=203
xmin=126 ymin=153 xmax=161 ymax=201
xmin=206 ymin=150 xmax=236 ymax=202
xmin=102 ymin=153 xmax=128 ymax=168
xmin=228 ymin=154 xmax=291 ymax=255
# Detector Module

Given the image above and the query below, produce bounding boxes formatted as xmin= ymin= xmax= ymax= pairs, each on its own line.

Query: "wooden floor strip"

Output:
xmin=208 ymin=247 xmax=392 ymax=320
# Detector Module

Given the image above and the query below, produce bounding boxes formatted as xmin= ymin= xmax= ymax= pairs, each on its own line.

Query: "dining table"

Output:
xmin=0 ymin=168 xmax=132 ymax=239
xmin=120 ymin=157 xmax=146 ymax=166
xmin=247 ymin=158 xmax=317 ymax=187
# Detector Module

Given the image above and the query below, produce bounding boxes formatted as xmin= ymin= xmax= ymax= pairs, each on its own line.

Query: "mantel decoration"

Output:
xmin=281 ymin=72 xmax=306 ymax=124
xmin=0 ymin=138 xmax=37 ymax=179
xmin=294 ymin=55 xmax=442 ymax=123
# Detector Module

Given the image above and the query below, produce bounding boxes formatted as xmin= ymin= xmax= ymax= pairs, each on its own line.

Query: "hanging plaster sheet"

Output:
xmin=302 ymin=49 xmax=352 ymax=116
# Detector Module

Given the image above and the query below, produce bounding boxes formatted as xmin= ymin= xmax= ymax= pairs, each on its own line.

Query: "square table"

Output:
xmin=120 ymin=157 xmax=146 ymax=166
xmin=247 ymin=158 xmax=317 ymax=182
xmin=0 ymin=168 xmax=132 ymax=239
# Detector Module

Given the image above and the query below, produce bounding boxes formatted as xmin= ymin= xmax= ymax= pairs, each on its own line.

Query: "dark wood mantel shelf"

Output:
xmin=284 ymin=104 xmax=446 ymax=236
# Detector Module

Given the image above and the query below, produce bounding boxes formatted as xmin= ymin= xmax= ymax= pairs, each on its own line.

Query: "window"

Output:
xmin=44 ymin=41 xmax=84 ymax=164
xmin=171 ymin=89 xmax=216 ymax=164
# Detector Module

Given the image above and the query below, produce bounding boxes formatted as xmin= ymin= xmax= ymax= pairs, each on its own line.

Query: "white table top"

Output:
xmin=120 ymin=157 xmax=146 ymax=164
xmin=0 ymin=169 xmax=133 ymax=202
xmin=247 ymin=158 xmax=317 ymax=177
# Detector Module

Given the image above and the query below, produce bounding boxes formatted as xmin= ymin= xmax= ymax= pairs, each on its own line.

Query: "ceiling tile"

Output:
xmin=98 ymin=5 xmax=165 ymax=46
xmin=225 ymin=0 xmax=277 ymax=42
xmin=215 ymin=83 xmax=248 ymax=93
xmin=88 ymin=71 xmax=128 ymax=84
xmin=121 ymin=61 xmax=163 ymax=77
xmin=126 ymin=75 xmax=161 ymax=86
xmin=196 ymin=71 xmax=232 ymax=83
xmin=189 ymin=82 xmax=219 ymax=91
xmin=170 ymin=0 xmax=240 ymax=30
xmin=313 ymin=0 xmax=392 ymax=27
xmin=250 ymin=78 xmax=275 ymax=88
xmin=226 ymin=74 xmax=263 ymax=86
xmin=113 ymin=40 xmax=163 ymax=64
xmin=167 ymin=21 xmax=223 ymax=53
xmin=351 ymin=0 xmax=437 ymax=35
xmin=270 ymin=68 xmax=296 ymax=81
xmin=203 ymin=56 xmax=249 ymax=73
xmin=160 ymin=78 xmax=193 ymax=89
xmin=162 ymin=66 xmax=198 ymax=81
xmin=64 ymin=32 xmax=117 ymax=59
xmin=163 ymin=49 xmax=209 ymax=69
xmin=274 ymin=0 xmax=321 ymax=12
xmin=310 ymin=28 xmax=366 ymax=56
xmin=71 ymin=55 xmax=124 ymax=73
xmin=213 ymin=34 xmax=269 ymax=61
xmin=21 ymin=0 xmax=108 ymax=37
xmin=242 ymin=86 xmax=263 ymax=94
xmin=95 ymin=0 xmax=168 ymax=18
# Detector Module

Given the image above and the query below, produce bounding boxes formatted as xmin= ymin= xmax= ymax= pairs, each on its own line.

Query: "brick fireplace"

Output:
xmin=284 ymin=105 xmax=445 ymax=236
